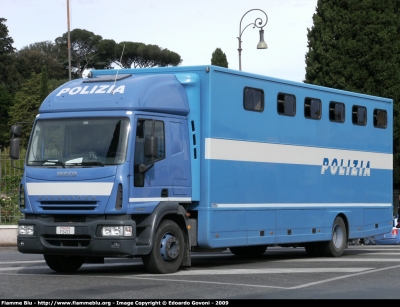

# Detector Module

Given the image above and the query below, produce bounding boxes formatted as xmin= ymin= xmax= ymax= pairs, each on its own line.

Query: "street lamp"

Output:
xmin=67 ymin=0 xmax=71 ymax=81
xmin=238 ymin=9 xmax=268 ymax=71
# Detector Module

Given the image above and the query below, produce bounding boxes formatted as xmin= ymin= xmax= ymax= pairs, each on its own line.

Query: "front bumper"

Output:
xmin=17 ymin=218 xmax=138 ymax=257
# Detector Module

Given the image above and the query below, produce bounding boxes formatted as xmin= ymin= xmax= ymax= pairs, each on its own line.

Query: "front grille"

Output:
xmin=54 ymin=215 xmax=86 ymax=223
xmin=39 ymin=201 xmax=97 ymax=211
xmin=43 ymin=235 xmax=91 ymax=247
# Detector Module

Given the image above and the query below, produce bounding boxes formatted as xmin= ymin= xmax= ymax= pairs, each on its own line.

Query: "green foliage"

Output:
xmin=8 ymin=73 xmax=41 ymax=146
xmin=0 ymin=18 xmax=14 ymax=55
xmin=2 ymin=59 xmax=23 ymax=96
xmin=0 ymin=147 xmax=25 ymax=182
xmin=116 ymin=41 xmax=182 ymax=68
xmin=55 ymin=30 xmax=182 ymax=74
xmin=7 ymin=72 xmax=68 ymax=147
xmin=211 ymin=48 xmax=228 ymax=68
xmin=55 ymin=28 xmax=105 ymax=78
xmin=0 ymin=148 xmax=24 ymax=224
xmin=48 ymin=78 xmax=69 ymax=92
xmin=15 ymin=41 xmax=66 ymax=81
xmin=0 ymin=18 xmax=18 ymax=94
xmin=0 ymin=84 xmax=13 ymax=147
xmin=94 ymin=39 xmax=117 ymax=69
xmin=305 ymin=0 xmax=400 ymax=186
xmin=39 ymin=66 xmax=49 ymax=102
xmin=0 ymin=175 xmax=21 ymax=193
xmin=0 ymin=192 xmax=22 ymax=224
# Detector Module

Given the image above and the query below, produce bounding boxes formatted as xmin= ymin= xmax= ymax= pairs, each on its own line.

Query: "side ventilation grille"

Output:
xmin=115 ymin=184 xmax=123 ymax=210
xmin=191 ymin=120 xmax=197 ymax=159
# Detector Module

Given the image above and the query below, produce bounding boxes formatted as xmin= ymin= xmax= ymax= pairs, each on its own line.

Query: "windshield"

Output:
xmin=27 ymin=117 xmax=130 ymax=167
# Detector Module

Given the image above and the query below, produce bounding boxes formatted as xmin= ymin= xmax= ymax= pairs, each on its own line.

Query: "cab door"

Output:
xmin=129 ymin=115 xmax=191 ymax=211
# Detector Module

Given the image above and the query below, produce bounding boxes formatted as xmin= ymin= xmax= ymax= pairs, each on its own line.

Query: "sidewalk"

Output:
xmin=0 ymin=225 xmax=17 ymax=246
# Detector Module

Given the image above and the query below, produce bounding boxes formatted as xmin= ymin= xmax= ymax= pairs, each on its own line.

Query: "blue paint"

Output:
xmin=15 ymin=65 xmax=393 ymax=261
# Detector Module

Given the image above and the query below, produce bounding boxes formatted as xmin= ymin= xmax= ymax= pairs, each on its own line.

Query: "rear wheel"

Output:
xmin=142 ymin=220 xmax=185 ymax=274
xmin=229 ymin=245 xmax=267 ymax=257
xmin=318 ymin=216 xmax=347 ymax=257
xmin=44 ymin=255 xmax=84 ymax=273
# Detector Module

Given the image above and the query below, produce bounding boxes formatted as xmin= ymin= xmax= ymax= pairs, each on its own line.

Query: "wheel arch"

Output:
xmin=134 ymin=201 xmax=191 ymax=266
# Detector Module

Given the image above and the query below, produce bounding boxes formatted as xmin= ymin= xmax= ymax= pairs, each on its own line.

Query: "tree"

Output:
xmin=0 ymin=18 xmax=17 ymax=92
xmin=0 ymin=18 xmax=18 ymax=146
xmin=39 ymin=66 xmax=49 ymax=103
xmin=0 ymin=18 xmax=14 ymax=55
xmin=115 ymin=41 xmax=182 ymax=68
xmin=55 ymin=29 xmax=106 ymax=78
xmin=116 ymin=42 xmax=144 ymax=68
xmin=55 ymin=28 xmax=182 ymax=74
xmin=8 ymin=73 xmax=41 ymax=146
xmin=93 ymin=39 xmax=117 ymax=69
xmin=0 ymin=84 xmax=13 ymax=147
xmin=16 ymin=41 xmax=66 ymax=80
xmin=8 ymin=71 xmax=68 ymax=147
xmin=305 ymin=0 xmax=400 ymax=186
xmin=1 ymin=58 xmax=21 ymax=97
xmin=211 ymin=48 xmax=228 ymax=68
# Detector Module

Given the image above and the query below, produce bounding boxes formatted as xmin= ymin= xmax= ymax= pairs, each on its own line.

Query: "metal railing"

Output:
xmin=0 ymin=147 xmax=24 ymax=224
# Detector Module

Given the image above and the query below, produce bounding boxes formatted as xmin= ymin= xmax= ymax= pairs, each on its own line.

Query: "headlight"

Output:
xmin=19 ymin=225 xmax=34 ymax=235
xmin=101 ymin=226 xmax=132 ymax=237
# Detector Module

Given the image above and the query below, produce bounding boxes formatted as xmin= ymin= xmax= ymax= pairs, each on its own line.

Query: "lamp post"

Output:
xmin=238 ymin=9 xmax=268 ymax=71
xmin=67 ymin=0 xmax=71 ymax=80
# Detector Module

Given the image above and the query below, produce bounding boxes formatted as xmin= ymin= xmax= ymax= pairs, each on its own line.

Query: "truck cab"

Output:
xmin=12 ymin=71 xmax=198 ymax=273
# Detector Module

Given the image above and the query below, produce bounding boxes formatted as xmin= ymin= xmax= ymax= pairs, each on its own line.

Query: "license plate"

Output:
xmin=56 ymin=226 xmax=75 ymax=235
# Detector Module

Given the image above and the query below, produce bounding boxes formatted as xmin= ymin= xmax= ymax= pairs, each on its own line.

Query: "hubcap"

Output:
xmin=332 ymin=224 xmax=343 ymax=248
xmin=160 ymin=233 xmax=180 ymax=261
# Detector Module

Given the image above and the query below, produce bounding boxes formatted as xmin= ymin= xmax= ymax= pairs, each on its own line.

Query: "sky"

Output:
xmin=2 ymin=0 xmax=318 ymax=82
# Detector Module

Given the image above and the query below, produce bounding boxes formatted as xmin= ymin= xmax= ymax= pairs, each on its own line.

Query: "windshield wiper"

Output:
xmin=29 ymin=160 xmax=66 ymax=168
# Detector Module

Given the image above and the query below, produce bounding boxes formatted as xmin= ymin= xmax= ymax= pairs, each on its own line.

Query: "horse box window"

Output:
xmin=304 ymin=97 xmax=322 ymax=120
xmin=243 ymin=87 xmax=264 ymax=112
xmin=277 ymin=93 xmax=296 ymax=116
xmin=352 ymin=105 xmax=367 ymax=126
xmin=374 ymin=109 xmax=387 ymax=128
xmin=329 ymin=102 xmax=345 ymax=123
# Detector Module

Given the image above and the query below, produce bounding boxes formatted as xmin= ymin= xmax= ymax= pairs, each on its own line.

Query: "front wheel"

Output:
xmin=44 ymin=255 xmax=84 ymax=273
xmin=318 ymin=216 xmax=347 ymax=257
xmin=142 ymin=220 xmax=185 ymax=274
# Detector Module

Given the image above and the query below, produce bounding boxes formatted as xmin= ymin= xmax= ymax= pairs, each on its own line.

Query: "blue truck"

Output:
xmin=10 ymin=65 xmax=393 ymax=273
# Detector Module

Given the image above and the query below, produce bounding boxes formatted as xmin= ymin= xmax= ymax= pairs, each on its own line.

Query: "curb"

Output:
xmin=0 ymin=225 xmax=17 ymax=246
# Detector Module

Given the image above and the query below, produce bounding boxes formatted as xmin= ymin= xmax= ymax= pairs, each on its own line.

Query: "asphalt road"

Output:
xmin=0 ymin=244 xmax=399 ymax=300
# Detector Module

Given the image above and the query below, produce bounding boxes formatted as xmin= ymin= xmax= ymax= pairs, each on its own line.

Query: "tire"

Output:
xmin=304 ymin=242 xmax=321 ymax=257
xmin=142 ymin=220 xmax=185 ymax=274
xmin=44 ymin=254 xmax=84 ymax=273
xmin=318 ymin=216 xmax=347 ymax=257
xmin=229 ymin=245 xmax=267 ymax=257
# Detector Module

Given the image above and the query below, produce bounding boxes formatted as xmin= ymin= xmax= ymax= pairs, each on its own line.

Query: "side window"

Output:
xmin=277 ymin=93 xmax=296 ymax=116
xmin=134 ymin=119 xmax=165 ymax=187
xmin=153 ymin=121 xmax=165 ymax=158
xmin=304 ymin=97 xmax=322 ymax=120
xmin=243 ymin=87 xmax=264 ymax=112
xmin=352 ymin=106 xmax=367 ymax=126
xmin=374 ymin=109 xmax=387 ymax=129
xmin=329 ymin=102 xmax=345 ymax=123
